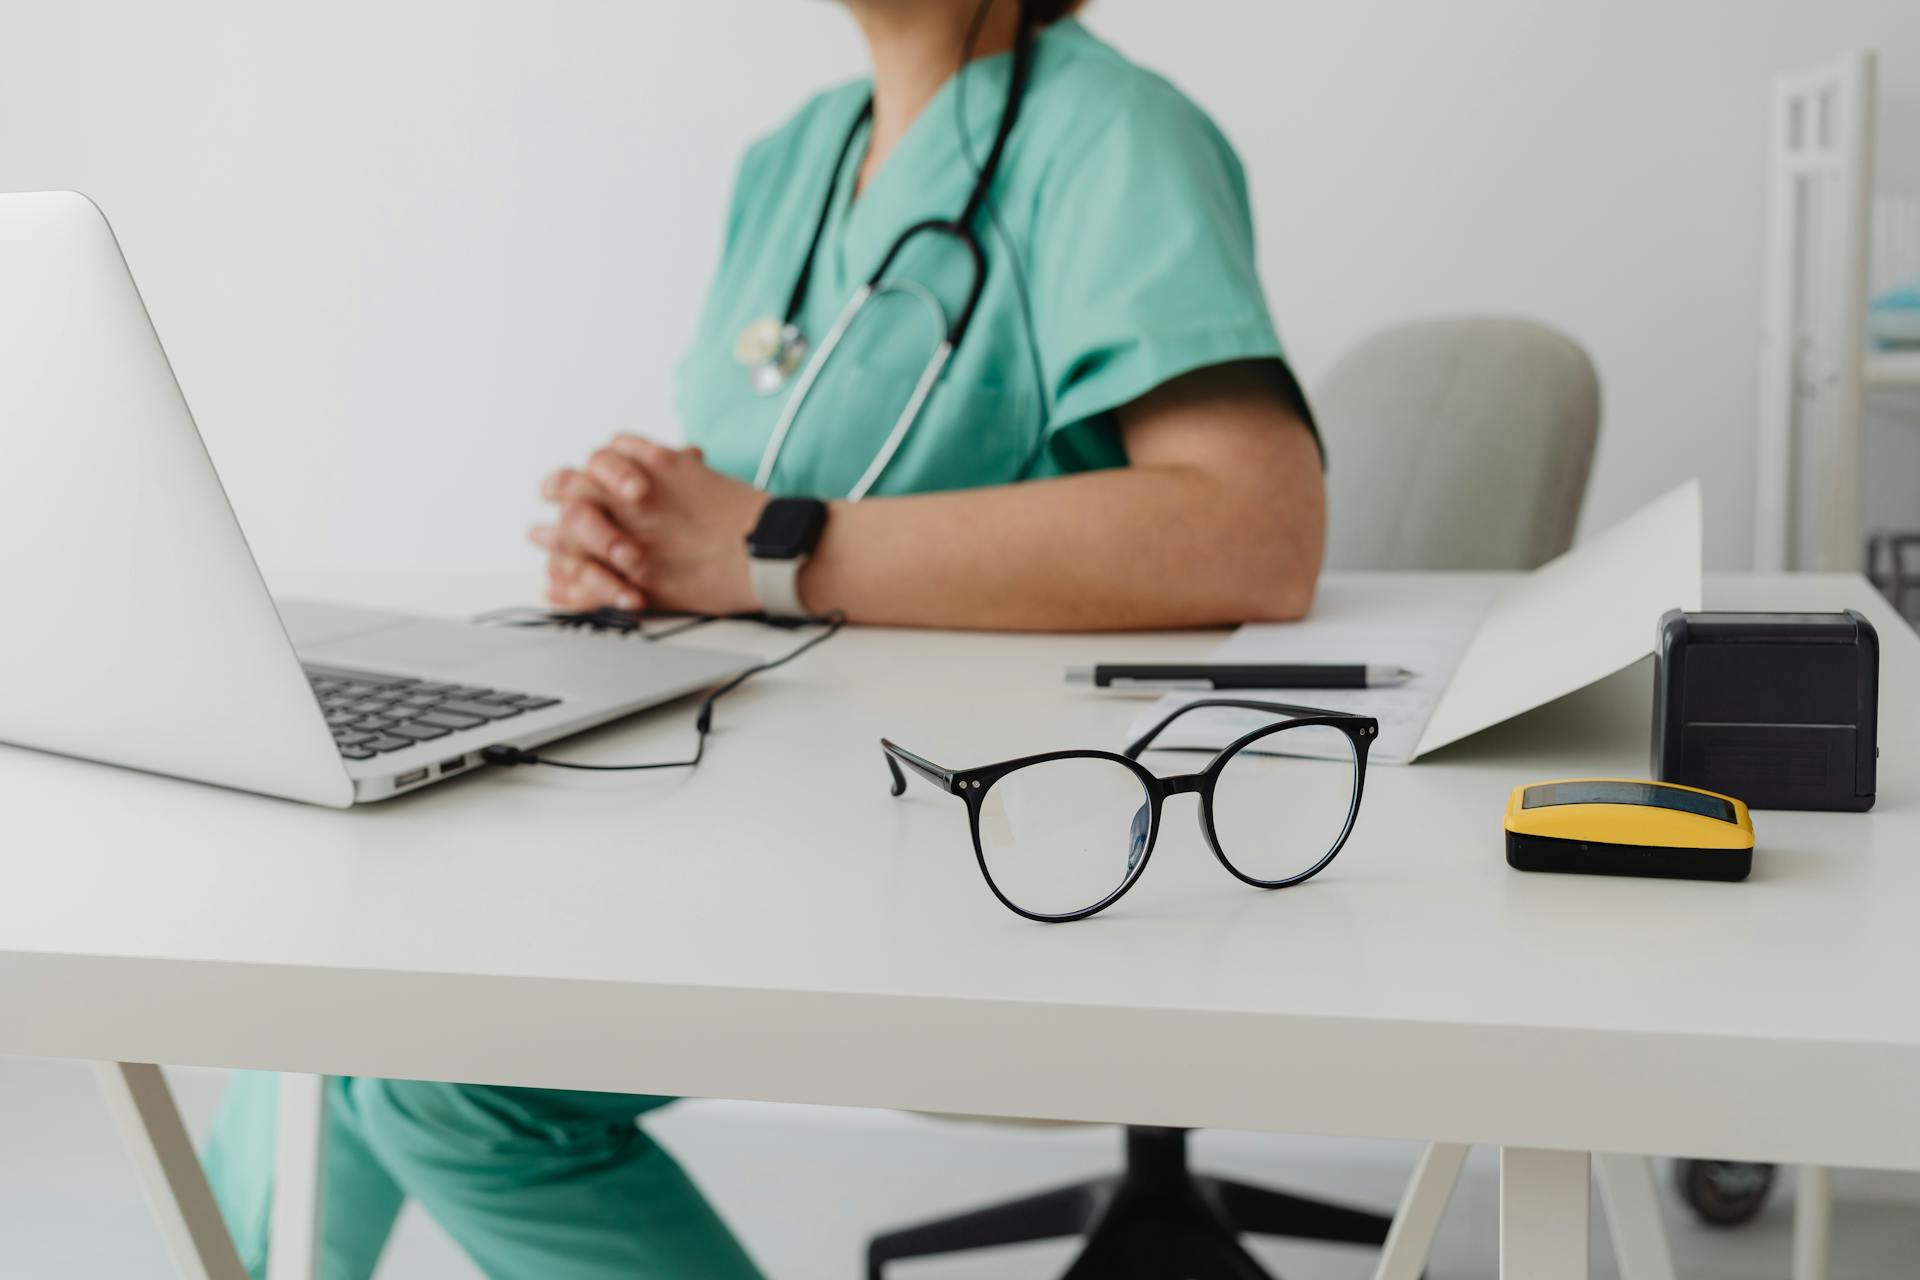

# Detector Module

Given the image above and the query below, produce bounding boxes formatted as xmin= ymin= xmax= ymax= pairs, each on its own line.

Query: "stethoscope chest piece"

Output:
xmin=735 ymin=316 xmax=809 ymax=395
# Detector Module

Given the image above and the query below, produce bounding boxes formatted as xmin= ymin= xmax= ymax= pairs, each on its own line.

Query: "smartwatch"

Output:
xmin=745 ymin=497 xmax=828 ymax=619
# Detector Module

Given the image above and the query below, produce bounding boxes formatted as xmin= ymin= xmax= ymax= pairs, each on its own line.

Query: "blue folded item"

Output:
xmin=1870 ymin=284 xmax=1920 ymax=347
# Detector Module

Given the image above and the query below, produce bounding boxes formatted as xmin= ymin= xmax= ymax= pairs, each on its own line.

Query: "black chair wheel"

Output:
xmin=1674 ymin=1159 xmax=1777 ymax=1226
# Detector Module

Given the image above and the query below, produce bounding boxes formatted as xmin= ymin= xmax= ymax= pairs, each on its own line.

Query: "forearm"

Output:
xmin=800 ymin=453 xmax=1324 ymax=631
xmin=537 ymin=363 xmax=1327 ymax=628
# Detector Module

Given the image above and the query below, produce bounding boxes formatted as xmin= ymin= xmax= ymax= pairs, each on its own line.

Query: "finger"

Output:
xmin=587 ymin=447 xmax=650 ymax=505
xmin=545 ymin=571 xmax=595 ymax=610
xmin=609 ymin=433 xmax=675 ymax=470
xmin=560 ymin=470 xmax=619 ymax=509
xmin=576 ymin=559 xmax=644 ymax=612
xmin=531 ymin=530 xmax=593 ymax=581
xmin=544 ymin=537 xmax=640 ymax=606
xmin=544 ymin=466 xmax=619 ymax=508
xmin=560 ymin=500 xmax=645 ymax=576
xmin=545 ymin=564 xmax=610 ymax=610
xmin=547 ymin=580 xmax=601 ymax=611
xmin=531 ymin=531 xmax=612 ymax=582
xmin=535 ymin=524 xmax=637 ymax=609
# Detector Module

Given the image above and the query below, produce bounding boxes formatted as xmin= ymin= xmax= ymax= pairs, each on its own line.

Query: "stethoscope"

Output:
xmin=735 ymin=17 xmax=1036 ymax=500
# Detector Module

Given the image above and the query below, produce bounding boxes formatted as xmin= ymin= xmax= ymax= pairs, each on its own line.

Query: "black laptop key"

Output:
xmin=413 ymin=710 xmax=487 ymax=731
xmin=325 ymin=710 xmax=360 ymax=726
xmin=436 ymin=699 xmax=524 ymax=720
xmin=362 ymin=735 xmax=412 ymax=752
xmin=340 ymin=746 xmax=376 ymax=760
xmin=333 ymin=730 xmax=373 ymax=746
xmin=388 ymin=722 xmax=451 ymax=741
xmin=351 ymin=717 xmax=396 ymax=731
xmin=511 ymin=697 xmax=561 ymax=710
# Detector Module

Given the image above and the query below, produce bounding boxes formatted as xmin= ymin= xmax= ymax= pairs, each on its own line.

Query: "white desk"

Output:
xmin=1 ymin=572 xmax=1914 ymax=1280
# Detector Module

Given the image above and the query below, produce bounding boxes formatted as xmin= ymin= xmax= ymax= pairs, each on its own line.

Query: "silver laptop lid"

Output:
xmin=0 ymin=191 xmax=353 ymax=806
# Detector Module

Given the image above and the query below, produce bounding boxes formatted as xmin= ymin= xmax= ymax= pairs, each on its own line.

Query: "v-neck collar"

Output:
xmin=826 ymin=34 xmax=1029 ymax=290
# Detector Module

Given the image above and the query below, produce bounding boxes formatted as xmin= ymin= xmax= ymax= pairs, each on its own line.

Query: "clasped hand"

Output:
xmin=531 ymin=436 xmax=768 ymax=616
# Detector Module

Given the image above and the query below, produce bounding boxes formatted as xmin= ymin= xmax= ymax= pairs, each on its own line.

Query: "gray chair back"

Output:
xmin=1317 ymin=316 xmax=1600 ymax=571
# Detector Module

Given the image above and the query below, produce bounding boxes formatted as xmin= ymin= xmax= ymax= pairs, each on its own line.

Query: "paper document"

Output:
xmin=1132 ymin=578 xmax=1496 ymax=763
xmin=1130 ymin=480 xmax=1704 ymax=764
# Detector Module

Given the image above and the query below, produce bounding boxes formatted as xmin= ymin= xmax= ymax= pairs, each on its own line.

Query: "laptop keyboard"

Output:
xmin=305 ymin=664 xmax=562 ymax=761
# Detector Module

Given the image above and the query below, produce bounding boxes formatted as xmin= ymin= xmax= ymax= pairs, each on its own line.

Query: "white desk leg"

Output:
xmin=1793 ymin=1164 xmax=1833 ymax=1280
xmin=93 ymin=1062 xmax=249 ymax=1280
xmin=1593 ymin=1154 xmax=1677 ymax=1280
xmin=1372 ymin=1142 xmax=1470 ymax=1280
xmin=1500 ymin=1147 xmax=1590 ymax=1280
xmin=266 ymin=1074 xmax=328 ymax=1280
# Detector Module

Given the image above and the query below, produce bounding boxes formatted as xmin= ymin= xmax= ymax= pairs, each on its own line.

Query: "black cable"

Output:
xmin=645 ymin=615 xmax=717 ymax=641
xmin=473 ymin=605 xmax=652 ymax=636
xmin=480 ymin=611 xmax=847 ymax=774
xmin=474 ymin=606 xmax=760 ymax=642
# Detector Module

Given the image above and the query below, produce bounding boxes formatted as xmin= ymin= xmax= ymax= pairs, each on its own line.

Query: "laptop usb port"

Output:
xmin=395 ymin=768 xmax=429 ymax=787
xmin=440 ymin=756 xmax=468 ymax=775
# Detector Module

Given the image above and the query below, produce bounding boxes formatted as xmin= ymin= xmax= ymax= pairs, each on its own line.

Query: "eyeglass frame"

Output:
xmin=882 ymin=699 xmax=1379 ymax=923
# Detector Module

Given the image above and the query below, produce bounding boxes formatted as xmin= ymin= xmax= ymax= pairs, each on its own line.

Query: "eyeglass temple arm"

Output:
xmin=1122 ymin=698 xmax=1332 ymax=760
xmin=881 ymin=739 xmax=957 ymax=796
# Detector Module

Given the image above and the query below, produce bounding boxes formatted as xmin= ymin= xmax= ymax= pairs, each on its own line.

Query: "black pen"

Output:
xmin=1065 ymin=663 xmax=1415 ymax=691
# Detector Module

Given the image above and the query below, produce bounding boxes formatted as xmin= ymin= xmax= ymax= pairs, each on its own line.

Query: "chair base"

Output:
xmin=867 ymin=1126 xmax=1396 ymax=1280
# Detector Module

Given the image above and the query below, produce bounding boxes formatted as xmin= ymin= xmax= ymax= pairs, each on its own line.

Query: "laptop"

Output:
xmin=0 ymin=190 xmax=756 ymax=806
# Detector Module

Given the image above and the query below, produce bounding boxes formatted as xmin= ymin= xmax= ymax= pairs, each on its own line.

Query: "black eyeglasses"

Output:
xmin=883 ymin=700 xmax=1378 ymax=923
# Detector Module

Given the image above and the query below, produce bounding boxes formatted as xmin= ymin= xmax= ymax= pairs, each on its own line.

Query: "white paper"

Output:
xmin=1413 ymin=479 xmax=1702 ymax=757
xmin=1128 ymin=480 xmax=1704 ymax=765
xmin=1128 ymin=577 xmax=1497 ymax=764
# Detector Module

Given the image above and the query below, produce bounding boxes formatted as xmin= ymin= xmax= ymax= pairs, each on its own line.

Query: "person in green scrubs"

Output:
xmin=204 ymin=2 xmax=1327 ymax=1277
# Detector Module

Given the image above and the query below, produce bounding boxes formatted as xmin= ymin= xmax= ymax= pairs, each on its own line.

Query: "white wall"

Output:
xmin=3 ymin=0 xmax=1917 ymax=579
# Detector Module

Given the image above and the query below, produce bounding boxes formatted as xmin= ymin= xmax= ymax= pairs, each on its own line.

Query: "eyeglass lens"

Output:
xmin=975 ymin=756 xmax=1150 ymax=918
xmin=1207 ymin=722 xmax=1359 ymax=884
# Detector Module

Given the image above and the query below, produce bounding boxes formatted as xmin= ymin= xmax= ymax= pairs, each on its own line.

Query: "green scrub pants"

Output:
xmin=201 ymin=1073 xmax=765 ymax=1280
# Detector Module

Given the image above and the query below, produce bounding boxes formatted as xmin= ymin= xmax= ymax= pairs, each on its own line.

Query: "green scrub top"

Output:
xmin=675 ymin=18 xmax=1304 ymax=500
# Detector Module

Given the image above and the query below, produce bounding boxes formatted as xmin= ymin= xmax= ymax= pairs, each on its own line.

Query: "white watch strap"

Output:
xmin=749 ymin=554 xmax=810 ymax=619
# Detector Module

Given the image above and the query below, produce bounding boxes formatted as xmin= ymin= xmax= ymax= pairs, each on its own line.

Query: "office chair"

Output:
xmin=867 ymin=315 xmax=1601 ymax=1279
xmin=868 ymin=1125 xmax=1391 ymax=1279
xmin=1321 ymin=315 xmax=1600 ymax=572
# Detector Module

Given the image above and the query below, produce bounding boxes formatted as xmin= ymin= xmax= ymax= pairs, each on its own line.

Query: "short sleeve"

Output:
xmin=1029 ymin=91 xmax=1305 ymax=473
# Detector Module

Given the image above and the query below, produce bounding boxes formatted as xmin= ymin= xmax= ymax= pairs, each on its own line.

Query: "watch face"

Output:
xmin=748 ymin=498 xmax=828 ymax=559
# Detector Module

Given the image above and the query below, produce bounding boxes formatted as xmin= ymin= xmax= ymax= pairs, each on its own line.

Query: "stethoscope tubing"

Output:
xmin=752 ymin=9 xmax=1034 ymax=499
xmin=755 ymin=278 xmax=955 ymax=501
xmin=754 ymin=284 xmax=874 ymax=492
